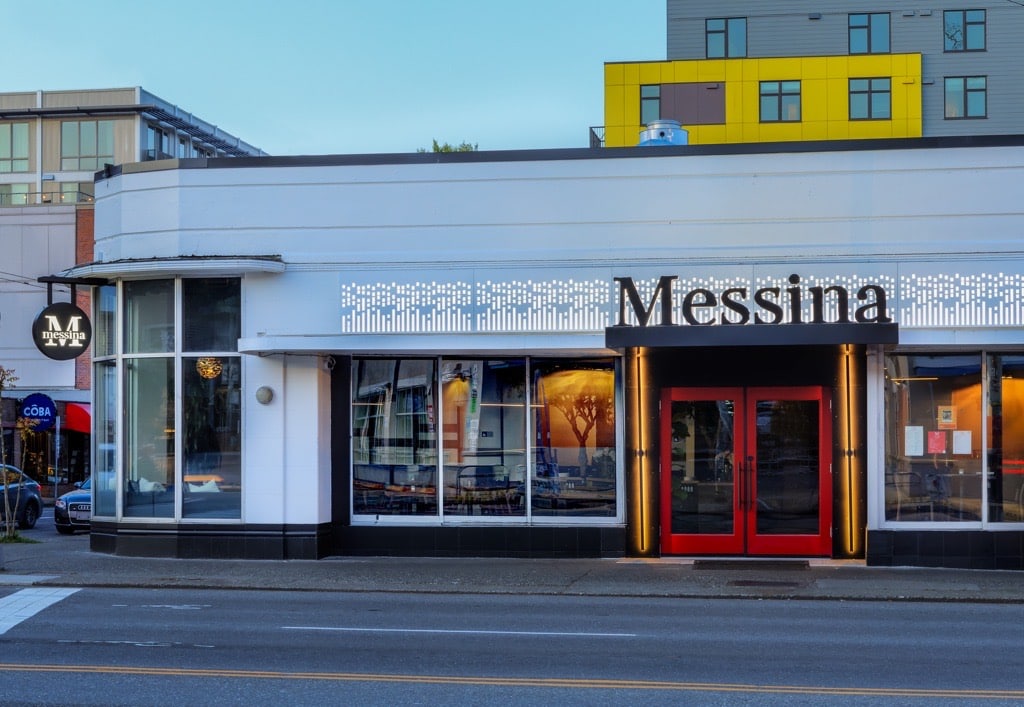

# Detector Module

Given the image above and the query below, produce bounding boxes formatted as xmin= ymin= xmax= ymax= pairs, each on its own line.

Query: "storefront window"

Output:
xmin=987 ymin=355 xmax=1024 ymax=523
xmin=124 ymin=280 xmax=174 ymax=353
xmin=351 ymin=357 xmax=619 ymax=521
xmin=93 ymin=361 xmax=116 ymax=517
xmin=352 ymin=358 xmax=439 ymax=515
xmin=124 ymin=357 xmax=174 ymax=518
xmin=442 ymin=359 xmax=527 ymax=517
xmin=531 ymin=360 xmax=617 ymax=517
xmin=182 ymin=357 xmax=241 ymax=518
xmin=884 ymin=355 xmax=983 ymax=522
xmin=119 ymin=278 xmax=241 ymax=520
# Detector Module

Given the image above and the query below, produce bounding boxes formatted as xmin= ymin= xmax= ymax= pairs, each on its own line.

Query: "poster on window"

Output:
xmin=937 ymin=405 xmax=956 ymax=430
xmin=904 ymin=426 xmax=924 ymax=456
xmin=953 ymin=430 xmax=972 ymax=455
xmin=927 ymin=430 xmax=947 ymax=454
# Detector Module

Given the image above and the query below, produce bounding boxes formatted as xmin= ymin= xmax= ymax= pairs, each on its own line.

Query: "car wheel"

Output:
xmin=56 ymin=525 xmax=75 ymax=535
xmin=19 ymin=502 xmax=39 ymax=530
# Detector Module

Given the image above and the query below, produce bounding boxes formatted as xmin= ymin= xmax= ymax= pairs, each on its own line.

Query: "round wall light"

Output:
xmin=255 ymin=386 xmax=274 ymax=405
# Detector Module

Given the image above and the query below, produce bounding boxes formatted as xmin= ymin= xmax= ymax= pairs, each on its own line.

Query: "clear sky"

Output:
xmin=7 ymin=0 xmax=665 ymax=156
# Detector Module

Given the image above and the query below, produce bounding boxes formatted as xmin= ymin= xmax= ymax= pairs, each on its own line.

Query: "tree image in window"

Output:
xmin=538 ymin=368 xmax=615 ymax=473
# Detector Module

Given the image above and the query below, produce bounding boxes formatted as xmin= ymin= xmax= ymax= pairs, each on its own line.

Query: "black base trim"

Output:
xmin=867 ymin=530 xmax=1024 ymax=570
xmin=333 ymin=525 xmax=627 ymax=558
xmin=90 ymin=520 xmax=332 ymax=560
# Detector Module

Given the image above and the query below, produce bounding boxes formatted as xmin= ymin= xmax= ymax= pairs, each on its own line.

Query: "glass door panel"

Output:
xmin=661 ymin=388 xmax=743 ymax=555
xmin=661 ymin=386 xmax=832 ymax=556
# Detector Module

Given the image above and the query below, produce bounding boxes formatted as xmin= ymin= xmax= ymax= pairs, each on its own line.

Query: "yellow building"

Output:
xmin=604 ymin=55 xmax=922 ymax=147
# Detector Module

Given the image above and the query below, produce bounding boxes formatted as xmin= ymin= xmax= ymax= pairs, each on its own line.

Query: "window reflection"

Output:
xmin=124 ymin=357 xmax=175 ymax=518
xmin=182 ymin=357 xmax=241 ymax=518
xmin=352 ymin=359 xmax=438 ymax=515
xmin=987 ymin=355 xmax=1024 ymax=523
xmin=531 ymin=360 xmax=617 ymax=517
xmin=350 ymin=357 xmax=619 ymax=520
xmin=884 ymin=355 xmax=982 ymax=522
xmin=442 ymin=360 xmax=527 ymax=516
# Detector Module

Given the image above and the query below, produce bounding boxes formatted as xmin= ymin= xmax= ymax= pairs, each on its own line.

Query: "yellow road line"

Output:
xmin=0 ymin=663 xmax=1019 ymax=699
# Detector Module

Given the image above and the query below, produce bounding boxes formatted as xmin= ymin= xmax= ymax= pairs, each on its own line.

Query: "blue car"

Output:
xmin=1 ymin=464 xmax=42 ymax=530
xmin=54 ymin=476 xmax=91 ymax=534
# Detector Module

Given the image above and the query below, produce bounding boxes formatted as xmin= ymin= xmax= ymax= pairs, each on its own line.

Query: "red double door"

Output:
xmin=660 ymin=386 xmax=833 ymax=556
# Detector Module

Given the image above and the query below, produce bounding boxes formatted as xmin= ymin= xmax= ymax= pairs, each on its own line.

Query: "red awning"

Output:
xmin=64 ymin=402 xmax=91 ymax=434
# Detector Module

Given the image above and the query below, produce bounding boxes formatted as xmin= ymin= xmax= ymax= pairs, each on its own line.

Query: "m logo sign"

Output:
xmin=32 ymin=302 xmax=92 ymax=360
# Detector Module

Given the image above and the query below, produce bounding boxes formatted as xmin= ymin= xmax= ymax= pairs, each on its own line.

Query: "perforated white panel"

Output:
xmin=339 ymin=267 xmax=1024 ymax=334
xmin=898 ymin=271 xmax=1024 ymax=328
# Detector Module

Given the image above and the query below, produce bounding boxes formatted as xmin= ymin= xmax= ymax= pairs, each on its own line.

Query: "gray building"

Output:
xmin=666 ymin=1 xmax=1022 ymax=137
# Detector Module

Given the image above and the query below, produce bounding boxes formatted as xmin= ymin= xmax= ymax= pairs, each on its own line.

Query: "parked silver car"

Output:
xmin=0 ymin=464 xmax=43 ymax=529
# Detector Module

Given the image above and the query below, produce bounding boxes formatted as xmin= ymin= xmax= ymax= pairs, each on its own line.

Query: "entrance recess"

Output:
xmin=660 ymin=386 xmax=832 ymax=556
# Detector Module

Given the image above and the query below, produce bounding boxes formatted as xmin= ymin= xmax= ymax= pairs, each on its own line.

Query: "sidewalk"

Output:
xmin=1 ymin=532 xmax=1022 ymax=602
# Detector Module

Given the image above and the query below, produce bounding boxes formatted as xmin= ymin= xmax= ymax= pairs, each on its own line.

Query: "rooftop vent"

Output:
xmin=638 ymin=119 xmax=688 ymax=146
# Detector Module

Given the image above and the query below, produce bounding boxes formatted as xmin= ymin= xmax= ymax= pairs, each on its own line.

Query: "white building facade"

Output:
xmin=68 ymin=137 xmax=1024 ymax=568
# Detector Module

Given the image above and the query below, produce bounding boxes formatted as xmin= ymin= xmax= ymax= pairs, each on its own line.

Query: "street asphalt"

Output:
xmin=1 ymin=528 xmax=1022 ymax=602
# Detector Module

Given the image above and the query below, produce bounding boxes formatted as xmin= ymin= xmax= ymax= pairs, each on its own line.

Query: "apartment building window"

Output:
xmin=146 ymin=125 xmax=171 ymax=161
xmin=849 ymin=13 xmax=889 ymax=54
xmin=640 ymin=85 xmax=661 ymax=125
xmin=61 ymin=120 xmax=114 ymax=171
xmin=944 ymin=10 xmax=985 ymax=51
xmin=706 ymin=17 xmax=746 ymax=58
xmin=0 ymin=123 xmax=29 ymax=172
xmin=760 ymin=81 xmax=801 ymax=122
xmin=849 ymin=78 xmax=891 ymax=120
xmin=945 ymin=76 xmax=987 ymax=118
xmin=0 ymin=183 xmax=30 ymax=205
xmin=59 ymin=182 xmax=94 ymax=203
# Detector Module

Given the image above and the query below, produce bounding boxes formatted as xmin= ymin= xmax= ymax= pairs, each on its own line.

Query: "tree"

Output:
xmin=417 ymin=139 xmax=478 ymax=153
xmin=0 ymin=366 xmax=19 ymax=539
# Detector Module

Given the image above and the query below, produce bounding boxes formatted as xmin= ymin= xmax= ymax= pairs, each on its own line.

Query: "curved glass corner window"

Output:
xmin=183 ymin=279 xmax=241 ymax=351
xmin=442 ymin=359 xmax=527 ymax=517
xmin=352 ymin=358 xmax=439 ymax=516
xmin=124 ymin=280 xmax=174 ymax=353
xmin=120 ymin=277 xmax=242 ymax=521
xmin=182 ymin=357 xmax=241 ymax=518
xmin=884 ymin=355 xmax=982 ymax=522
xmin=93 ymin=360 xmax=116 ymax=517
xmin=124 ymin=357 xmax=175 ymax=518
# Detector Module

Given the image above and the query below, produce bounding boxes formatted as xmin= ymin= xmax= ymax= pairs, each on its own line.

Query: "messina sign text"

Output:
xmin=614 ymin=274 xmax=892 ymax=327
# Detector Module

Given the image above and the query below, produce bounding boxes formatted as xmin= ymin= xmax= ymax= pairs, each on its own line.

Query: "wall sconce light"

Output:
xmin=255 ymin=386 xmax=274 ymax=405
xmin=808 ymin=12 xmax=822 ymax=20
xmin=195 ymin=357 xmax=223 ymax=379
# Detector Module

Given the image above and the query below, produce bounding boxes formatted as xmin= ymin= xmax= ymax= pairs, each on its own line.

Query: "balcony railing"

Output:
xmin=589 ymin=126 xmax=606 ymax=148
xmin=0 ymin=191 xmax=94 ymax=207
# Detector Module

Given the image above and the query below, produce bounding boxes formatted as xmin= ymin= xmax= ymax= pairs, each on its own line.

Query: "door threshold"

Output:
xmin=691 ymin=558 xmax=811 ymax=570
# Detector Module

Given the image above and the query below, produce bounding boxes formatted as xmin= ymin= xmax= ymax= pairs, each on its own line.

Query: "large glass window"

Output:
xmin=352 ymin=358 xmax=438 ymax=516
xmin=884 ymin=355 xmax=983 ymax=522
xmin=124 ymin=357 xmax=175 ymax=518
xmin=94 ymin=360 xmax=116 ymax=517
xmin=120 ymin=278 xmax=241 ymax=520
xmin=0 ymin=122 xmax=29 ymax=172
xmin=531 ymin=360 xmax=617 ymax=517
xmin=986 ymin=355 xmax=1024 ymax=523
xmin=849 ymin=78 xmax=891 ymax=120
xmin=352 ymin=357 xmax=618 ymax=521
xmin=706 ymin=17 xmax=746 ymax=58
xmin=60 ymin=120 xmax=114 ymax=171
xmin=760 ymin=81 xmax=801 ymax=122
xmin=849 ymin=13 xmax=889 ymax=54
xmin=945 ymin=10 xmax=985 ymax=52
xmin=442 ymin=359 xmax=527 ymax=517
xmin=945 ymin=76 xmax=987 ymax=119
